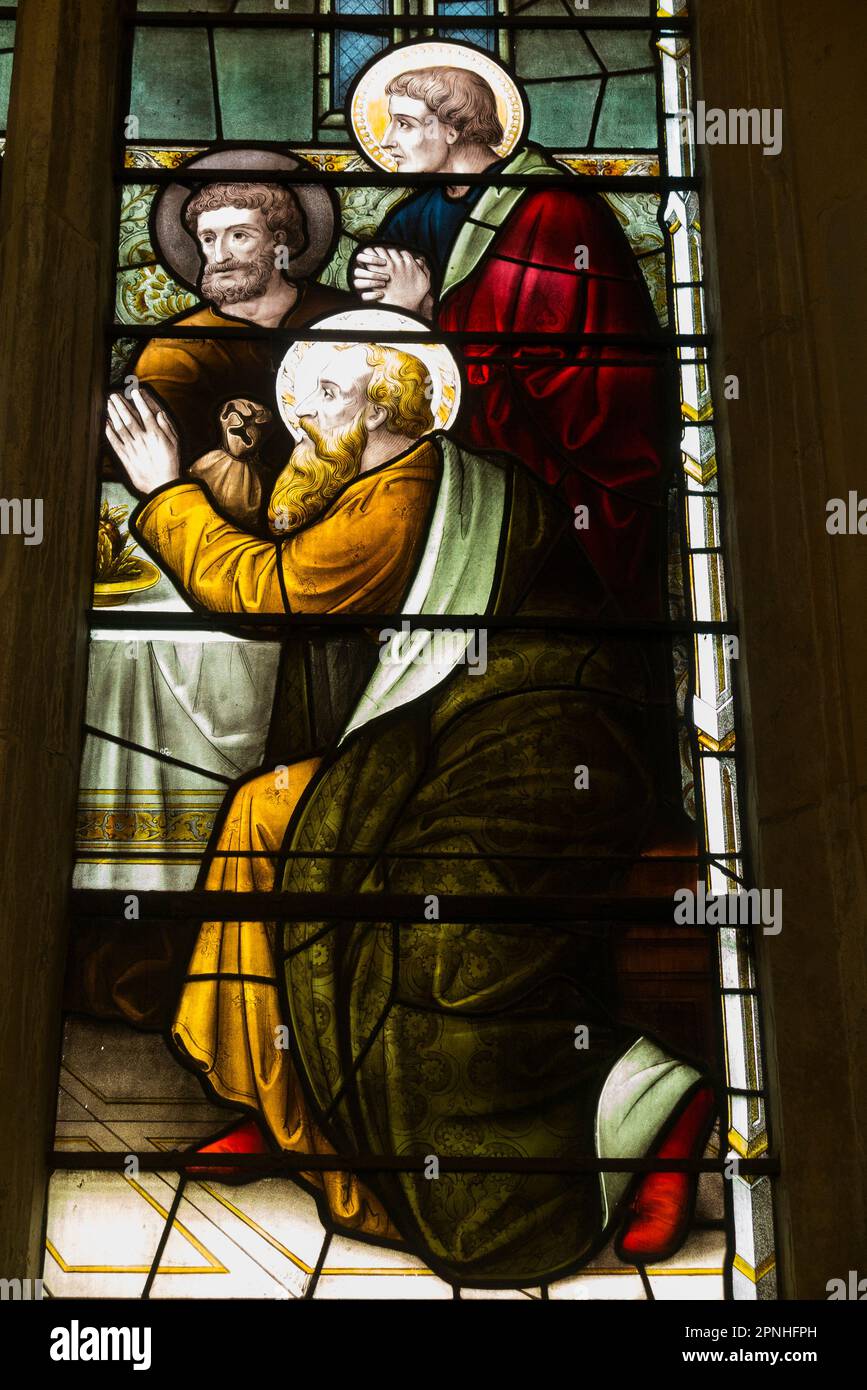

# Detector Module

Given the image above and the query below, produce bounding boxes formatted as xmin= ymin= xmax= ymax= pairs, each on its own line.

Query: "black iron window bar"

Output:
xmin=109 ymin=326 xmax=709 ymax=345
xmin=51 ymin=1152 xmax=776 ymax=1176
xmin=129 ymin=14 xmax=690 ymax=35
xmin=72 ymin=890 xmax=754 ymax=924
xmin=115 ymin=172 xmax=697 ymax=190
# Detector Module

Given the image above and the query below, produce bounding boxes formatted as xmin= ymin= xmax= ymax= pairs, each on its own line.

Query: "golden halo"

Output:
xmin=276 ymin=310 xmax=462 ymax=437
xmin=349 ymin=41 xmax=525 ymax=174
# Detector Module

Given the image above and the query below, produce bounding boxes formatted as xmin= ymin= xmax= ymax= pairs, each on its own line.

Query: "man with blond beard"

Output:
xmin=105 ymin=326 xmax=715 ymax=1290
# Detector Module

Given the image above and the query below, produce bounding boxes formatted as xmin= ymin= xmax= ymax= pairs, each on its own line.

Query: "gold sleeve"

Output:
xmin=134 ymin=468 xmax=436 ymax=616
xmin=135 ymin=483 xmax=286 ymax=614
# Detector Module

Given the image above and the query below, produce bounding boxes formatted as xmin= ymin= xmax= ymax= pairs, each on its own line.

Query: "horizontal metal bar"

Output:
xmin=110 ymin=357 xmax=699 ymax=374
xmin=69 ymin=890 xmax=740 ymax=925
xmin=87 ymin=612 xmax=739 ymax=635
xmin=49 ymin=1152 xmax=774 ymax=1177
xmin=115 ymin=169 xmax=681 ymax=191
xmin=120 ymin=256 xmax=674 ymax=278
xmin=95 ymin=848 xmax=707 ymax=864
xmin=108 ymin=324 xmax=704 ymax=347
xmin=130 ymin=15 xmax=689 ymax=34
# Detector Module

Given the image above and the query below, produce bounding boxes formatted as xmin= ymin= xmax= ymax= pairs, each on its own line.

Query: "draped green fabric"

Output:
xmin=278 ymin=450 xmax=683 ymax=1284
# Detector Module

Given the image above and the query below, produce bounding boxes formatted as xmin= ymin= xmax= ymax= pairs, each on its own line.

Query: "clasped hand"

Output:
xmin=352 ymin=246 xmax=432 ymax=315
xmin=105 ymin=388 xmax=181 ymax=496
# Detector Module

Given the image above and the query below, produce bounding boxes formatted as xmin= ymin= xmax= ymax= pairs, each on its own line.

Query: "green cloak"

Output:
xmin=278 ymin=438 xmax=701 ymax=1285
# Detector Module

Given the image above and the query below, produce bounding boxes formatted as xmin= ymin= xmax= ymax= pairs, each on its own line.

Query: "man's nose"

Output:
xmin=295 ymin=392 xmax=316 ymax=418
xmin=382 ymin=120 xmax=397 ymax=149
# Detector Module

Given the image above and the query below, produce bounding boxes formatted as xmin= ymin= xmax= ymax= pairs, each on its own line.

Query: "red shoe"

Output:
xmin=184 ymin=1115 xmax=272 ymax=1184
xmin=615 ymin=1085 xmax=716 ymax=1264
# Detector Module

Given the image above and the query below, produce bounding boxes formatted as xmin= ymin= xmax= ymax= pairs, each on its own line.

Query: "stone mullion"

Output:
xmin=0 ymin=0 xmax=129 ymax=1275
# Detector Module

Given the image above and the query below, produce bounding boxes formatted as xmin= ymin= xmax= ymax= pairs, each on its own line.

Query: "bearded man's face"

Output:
xmin=196 ymin=205 xmax=280 ymax=306
xmin=268 ymin=410 xmax=369 ymax=535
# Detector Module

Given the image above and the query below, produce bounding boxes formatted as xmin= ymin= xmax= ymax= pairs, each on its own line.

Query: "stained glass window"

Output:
xmin=333 ymin=0 xmax=389 ymax=109
xmin=48 ymin=0 xmax=777 ymax=1302
xmin=437 ymin=0 xmax=497 ymax=52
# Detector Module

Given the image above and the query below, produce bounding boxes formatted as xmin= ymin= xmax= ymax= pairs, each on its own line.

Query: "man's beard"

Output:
xmin=268 ymin=415 xmax=368 ymax=534
xmin=202 ymin=250 xmax=274 ymax=306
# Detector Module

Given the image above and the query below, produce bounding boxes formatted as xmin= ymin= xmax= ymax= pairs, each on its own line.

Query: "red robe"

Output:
xmin=438 ymin=187 xmax=669 ymax=621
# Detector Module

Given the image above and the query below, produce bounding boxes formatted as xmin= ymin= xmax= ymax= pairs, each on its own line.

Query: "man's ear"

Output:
xmin=443 ymin=125 xmax=460 ymax=147
xmin=364 ymin=402 xmax=388 ymax=432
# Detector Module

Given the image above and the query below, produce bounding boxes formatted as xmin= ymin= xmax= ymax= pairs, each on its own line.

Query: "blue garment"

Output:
xmin=377 ymin=181 xmax=495 ymax=285
xmin=373 ymin=156 xmax=512 ymax=285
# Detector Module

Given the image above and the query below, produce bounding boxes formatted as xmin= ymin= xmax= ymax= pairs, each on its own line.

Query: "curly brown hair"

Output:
xmin=183 ymin=182 xmax=306 ymax=258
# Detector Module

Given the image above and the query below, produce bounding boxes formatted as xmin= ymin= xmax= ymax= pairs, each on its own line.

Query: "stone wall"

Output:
xmin=695 ymin=0 xmax=867 ymax=1297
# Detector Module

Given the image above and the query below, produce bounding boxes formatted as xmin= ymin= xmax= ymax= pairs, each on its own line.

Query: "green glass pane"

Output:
xmin=130 ymin=28 xmax=216 ymax=141
xmin=590 ymin=0 xmax=651 ymax=13
xmin=137 ymin=2 xmax=241 ymax=11
xmin=213 ymin=29 xmax=314 ymax=142
xmin=0 ymin=21 xmax=14 ymax=136
xmin=526 ymin=78 xmax=601 ymax=148
xmin=514 ymin=0 xmax=572 ymax=16
xmin=594 ymin=71 xmax=657 ymax=147
xmin=117 ymin=183 xmax=157 ymax=269
xmin=316 ymin=126 xmax=350 ymax=144
xmin=589 ymin=28 xmax=656 ymax=72
xmin=236 ymin=0 xmax=315 ymax=10
xmin=137 ymin=0 xmax=315 ymax=9
xmin=0 ymin=52 xmax=12 ymax=134
xmin=515 ymin=28 xmax=600 ymax=80
xmin=518 ymin=0 xmax=651 ymax=12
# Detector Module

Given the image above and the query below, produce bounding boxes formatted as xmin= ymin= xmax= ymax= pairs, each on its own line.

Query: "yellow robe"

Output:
xmin=135 ymin=443 xmax=439 ymax=615
xmin=133 ymin=444 xmax=439 ymax=1237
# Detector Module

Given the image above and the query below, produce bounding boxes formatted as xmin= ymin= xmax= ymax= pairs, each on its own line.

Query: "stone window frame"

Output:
xmin=1 ymin=0 xmax=865 ymax=1300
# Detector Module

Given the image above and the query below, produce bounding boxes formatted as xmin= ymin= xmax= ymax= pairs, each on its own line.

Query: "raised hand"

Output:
xmin=105 ymin=388 xmax=182 ymax=496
